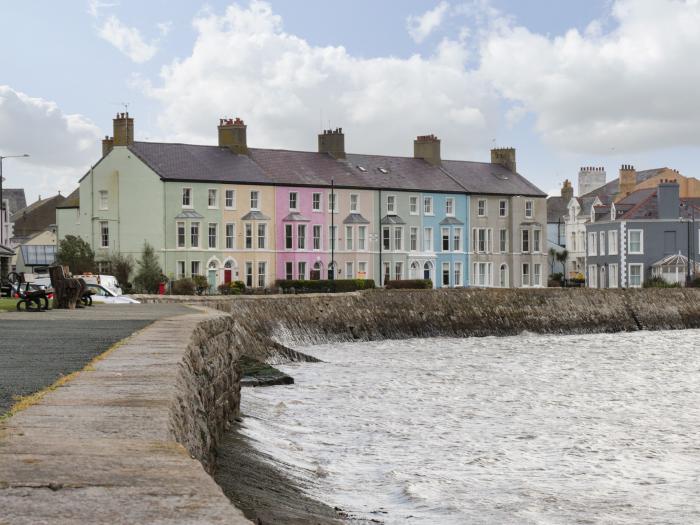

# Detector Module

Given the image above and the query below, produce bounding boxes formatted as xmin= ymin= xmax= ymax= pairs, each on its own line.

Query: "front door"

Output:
xmin=208 ymin=269 xmax=217 ymax=291
xmin=224 ymin=269 xmax=232 ymax=283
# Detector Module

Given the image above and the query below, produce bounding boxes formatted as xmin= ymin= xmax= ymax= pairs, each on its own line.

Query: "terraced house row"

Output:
xmin=56 ymin=113 xmax=548 ymax=289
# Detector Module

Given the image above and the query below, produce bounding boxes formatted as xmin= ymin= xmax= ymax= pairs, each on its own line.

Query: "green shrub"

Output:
xmin=643 ymin=276 xmax=680 ymax=288
xmin=218 ymin=280 xmax=246 ymax=295
xmin=133 ymin=242 xmax=163 ymax=294
xmin=384 ymin=279 xmax=433 ymax=289
xmin=172 ymin=278 xmax=196 ymax=295
xmin=191 ymin=275 xmax=209 ymax=294
xmin=276 ymin=279 xmax=376 ymax=293
xmin=688 ymin=277 xmax=700 ymax=288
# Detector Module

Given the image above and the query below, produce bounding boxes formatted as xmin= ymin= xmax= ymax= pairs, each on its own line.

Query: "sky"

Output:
xmin=2 ymin=0 xmax=700 ymax=204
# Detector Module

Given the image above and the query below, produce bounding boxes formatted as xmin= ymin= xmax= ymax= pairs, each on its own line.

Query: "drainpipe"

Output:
xmin=330 ymin=179 xmax=335 ymax=280
xmin=378 ymin=188 xmax=382 ymax=286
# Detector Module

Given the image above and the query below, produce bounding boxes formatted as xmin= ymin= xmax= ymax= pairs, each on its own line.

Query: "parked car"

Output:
xmin=85 ymin=283 xmax=139 ymax=304
xmin=12 ymin=282 xmax=54 ymax=300
xmin=75 ymin=274 xmax=122 ymax=295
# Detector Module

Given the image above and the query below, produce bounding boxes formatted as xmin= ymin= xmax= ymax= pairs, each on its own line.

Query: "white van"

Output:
xmin=74 ymin=274 xmax=123 ymax=295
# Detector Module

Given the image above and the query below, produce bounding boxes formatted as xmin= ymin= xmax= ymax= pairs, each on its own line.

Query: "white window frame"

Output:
xmin=285 ymin=261 xmax=293 ymax=280
xmin=358 ymin=226 xmax=367 ymax=251
xmin=345 ymin=225 xmax=353 ymax=251
xmin=244 ymin=223 xmax=253 ymax=249
xmin=533 ymin=229 xmax=541 ymax=253
xmin=182 ymin=187 xmax=192 ymax=208
xmin=312 ymin=193 xmax=322 ymax=212
xmin=350 ymin=194 xmax=359 ymax=212
xmin=313 ymin=224 xmax=322 ymax=251
xmin=346 ymin=261 xmax=354 ymax=279
xmin=628 ymin=263 xmax=643 ymax=288
xmin=191 ymin=260 xmax=201 ymax=277
xmin=609 ymin=263 xmax=619 ymax=288
xmin=387 ymin=195 xmax=397 ymax=215
xmin=289 ymin=191 xmax=298 ymax=211
xmin=225 ymin=223 xmax=235 ymax=250
xmin=257 ymin=261 xmax=266 ymax=288
xmin=441 ymin=227 xmax=450 ymax=252
xmin=423 ymin=227 xmax=433 ymax=252
xmin=99 ymin=221 xmax=109 ymax=248
xmin=176 ymin=260 xmax=186 ymax=279
xmin=521 ymin=263 xmax=530 ymax=287
xmin=445 ymin=197 xmax=455 ymax=217
xmin=225 ymin=189 xmax=236 ymax=209
xmin=533 ymin=263 xmax=542 ymax=287
xmin=521 ymin=229 xmax=530 ymax=253
xmin=285 ymin=224 xmax=293 ymax=250
xmin=99 ymin=190 xmax=108 ymax=211
xmin=588 ymin=232 xmax=597 ymax=256
xmin=257 ymin=223 xmax=267 ymax=250
xmin=176 ymin=221 xmax=186 ymax=249
xmin=296 ymin=224 xmax=306 ymax=250
xmin=190 ymin=222 xmax=200 ymax=248
xmin=628 ymin=229 xmax=644 ymax=254
xmin=423 ymin=196 xmax=434 ymax=216
xmin=499 ymin=229 xmax=508 ymax=253
xmin=409 ymin=196 xmax=419 ymax=215
xmin=525 ymin=200 xmax=534 ymax=219
xmin=410 ymin=227 xmax=418 ymax=251
xmin=609 ymin=230 xmax=618 ymax=255
xmin=599 ymin=231 xmax=606 ymax=256
xmin=250 ymin=190 xmax=259 ymax=211
xmin=499 ymin=200 xmax=507 ymax=217
xmin=394 ymin=226 xmax=403 ymax=251
xmin=298 ymin=261 xmax=306 ymax=280
xmin=477 ymin=199 xmax=487 ymax=217
xmin=208 ymin=188 xmax=218 ymax=209
xmin=454 ymin=261 xmax=462 ymax=287
xmin=453 ymin=228 xmax=462 ymax=252
xmin=442 ymin=262 xmax=450 ymax=287
xmin=208 ymin=222 xmax=217 ymax=249
xmin=328 ymin=193 xmax=338 ymax=213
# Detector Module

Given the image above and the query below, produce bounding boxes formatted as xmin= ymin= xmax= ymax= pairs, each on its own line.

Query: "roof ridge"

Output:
xmin=621 ymin=190 xmax=656 ymax=219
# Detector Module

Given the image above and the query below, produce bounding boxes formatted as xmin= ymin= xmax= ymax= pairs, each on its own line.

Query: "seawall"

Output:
xmin=3 ymin=289 xmax=699 ymax=524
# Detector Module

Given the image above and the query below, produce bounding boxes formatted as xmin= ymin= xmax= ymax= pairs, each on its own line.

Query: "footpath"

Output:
xmin=0 ymin=307 xmax=250 ymax=525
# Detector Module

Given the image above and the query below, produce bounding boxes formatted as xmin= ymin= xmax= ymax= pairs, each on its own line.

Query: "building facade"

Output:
xmin=57 ymin=113 xmax=548 ymax=289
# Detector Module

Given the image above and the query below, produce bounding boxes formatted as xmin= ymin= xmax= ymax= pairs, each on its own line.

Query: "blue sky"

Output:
xmin=2 ymin=0 xmax=699 ymax=202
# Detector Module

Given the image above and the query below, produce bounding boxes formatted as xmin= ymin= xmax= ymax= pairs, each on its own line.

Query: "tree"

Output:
xmin=548 ymin=247 xmax=558 ymax=275
xmin=56 ymin=235 xmax=96 ymax=274
xmin=556 ymin=249 xmax=569 ymax=274
xmin=105 ymin=252 xmax=135 ymax=292
xmin=133 ymin=242 xmax=163 ymax=294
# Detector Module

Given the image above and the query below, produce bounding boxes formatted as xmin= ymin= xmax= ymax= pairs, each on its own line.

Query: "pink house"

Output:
xmin=275 ymin=186 xmax=329 ymax=280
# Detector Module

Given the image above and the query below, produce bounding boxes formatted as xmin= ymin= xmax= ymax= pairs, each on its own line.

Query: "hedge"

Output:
xmin=171 ymin=278 xmax=196 ymax=295
xmin=384 ymin=279 xmax=433 ymax=289
xmin=218 ymin=280 xmax=246 ymax=295
xmin=276 ymin=279 xmax=376 ymax=293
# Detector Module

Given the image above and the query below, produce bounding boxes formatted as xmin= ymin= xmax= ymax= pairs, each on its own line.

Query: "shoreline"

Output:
xmin=215 ymin=417 xmax=365 ymax=525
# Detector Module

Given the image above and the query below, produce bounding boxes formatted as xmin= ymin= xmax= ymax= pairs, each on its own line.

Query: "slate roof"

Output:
xmin=174 ymin=210 xmax=204 ymax=219
xmin=594 ymin=188 xmax=700 ymax=221
xmin=240 ymin=211 xmax=270 ymax=221
xmin=381 ymin=215 xmax=406 ymax=225
xmin=56 ymin=189 xmax=80 ymax=209
xmin=546 ymin=196 xmax=569 ymax=223
xmin=442 ymin=160 xmax=546 ymax=197
xmin=581 ymin=168 xmax=667 ymax=199
xmin=0 ymin=244 xmax=14 ymax=257
xmin=122 ymin=141 xmax=545 ymax=196
xmin=282 ymin=212 xmax=310 ymax=222
xmin=2 ymin=189 xmax=26 ymax=214
xmin=343 ymin=213 xmax=370 ymax=224
xmin=129 ymin=142 xmax=271 ymax=184
xmin=439 ymin=216 xmax=464 ymax=226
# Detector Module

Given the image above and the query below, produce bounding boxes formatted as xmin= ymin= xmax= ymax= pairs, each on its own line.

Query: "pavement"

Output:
xmin=0 ymin=303 xmax=193 ymax=415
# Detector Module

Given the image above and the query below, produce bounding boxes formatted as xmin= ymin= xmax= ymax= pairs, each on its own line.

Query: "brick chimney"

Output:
xmin=218 ymin=117 xmax=248 ymax=155
xmin=112 ymin=112 xmax=134 ymax=146
xmin=618 ymin=164 xmax=636 ymax=198
xmin=102 ymin=135 xmax=114 ymax=156
xmin=414 ymin=134 xmax=441 ymax=166
xmin=491 ymin=147 xmax=516 ymax=173
xmin=561 ymin=179 xmax=574 ymax=202
xmin=318 ymin=128 xmax=345 ymax=159
xmin=657 ymin=179 xmax=680 ymax=220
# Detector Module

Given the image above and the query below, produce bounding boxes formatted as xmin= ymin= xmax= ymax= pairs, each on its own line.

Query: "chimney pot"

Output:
xmin=112 ymin=112 xmax=134 ymax=147
xmin=318 ymin=126 xmax=346 ymax=159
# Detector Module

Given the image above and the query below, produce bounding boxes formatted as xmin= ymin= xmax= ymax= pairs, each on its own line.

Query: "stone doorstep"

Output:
xmin=0 ymin=308 xmax=251 ymax=525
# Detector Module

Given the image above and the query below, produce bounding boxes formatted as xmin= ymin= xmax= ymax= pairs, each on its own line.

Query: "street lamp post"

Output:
xmin=0 ymin=154 xmax=30 ymax=246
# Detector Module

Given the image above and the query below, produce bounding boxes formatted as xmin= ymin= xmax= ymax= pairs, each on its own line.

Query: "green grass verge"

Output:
xmin=0 ymin=298 xmax=18 ymax=312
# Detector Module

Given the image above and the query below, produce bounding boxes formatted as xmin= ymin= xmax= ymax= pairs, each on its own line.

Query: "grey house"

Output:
xmin=585 ymin=180 xmax=700 ymax=287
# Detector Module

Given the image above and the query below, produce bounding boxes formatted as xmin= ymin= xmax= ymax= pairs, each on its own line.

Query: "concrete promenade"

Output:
xmin=0 ymin=304 xmax=192 ymax=415
xmin=0 ymin=307 xmax=250 ymax=525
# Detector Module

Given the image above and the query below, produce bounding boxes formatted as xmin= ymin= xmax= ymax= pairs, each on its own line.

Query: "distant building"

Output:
xmin=578 ymin=166 xmax=606 ymax=196
xmin=585 ymin=180 xmax=700 ymax=287
xmin=14 ymin=228 xmax=57 ymax=275
xmin=1 ymin=188 xmax=27 ymax=247
xmin=10 ymin=194 xmax=66 ymax=245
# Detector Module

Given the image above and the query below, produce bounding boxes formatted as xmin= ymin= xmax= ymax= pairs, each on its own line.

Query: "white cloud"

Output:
xmin=98 ymin=15 xmax=158 ymax=63
xmin=0 ymin=86 xmax=101 ymax=201
xmin=478 ymin=0 xmax=700 ymax=154
xmin=143 ymin=0 xmax=495 ymax=160
xmin=87 ymin=0 xmax=118 ymax=18
xmin=157 ymin=21 xmax=173 ymax=37
xmin=407 ymin=1 xmax=450 ymax=43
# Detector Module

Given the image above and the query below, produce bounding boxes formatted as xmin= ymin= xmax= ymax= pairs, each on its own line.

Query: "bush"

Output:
xmin=688 ymin=277 xmax=700 ymax=288
xmin=384 ymin=279 xmax=433 ymax=289
xmin=133 ymin=242 xmax=163 ymax=294
xmin=276 ymin=279 xmax=376 ymax=294
xmin=218 ymin=280 xmax=246 ymax=295
xmin=192 ymin=275 xmax=209 ymax=294
xmin=643 ymin=276 xmax=681 ymax=288
xmin=103 ymin=252 xmax=135 ymax=292
xmin=56 ymin=235 xmax=96 ymax=274
xmin=171 ymin=278 xmax=196 ymax=295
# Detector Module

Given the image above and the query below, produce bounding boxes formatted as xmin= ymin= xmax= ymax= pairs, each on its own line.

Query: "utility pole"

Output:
xmin=330 ymin=179 xmax=335 ymax=280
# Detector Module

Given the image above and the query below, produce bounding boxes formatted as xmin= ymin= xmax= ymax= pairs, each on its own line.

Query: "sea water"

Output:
xmin=238 ymin=330 xmax=700 ymax=524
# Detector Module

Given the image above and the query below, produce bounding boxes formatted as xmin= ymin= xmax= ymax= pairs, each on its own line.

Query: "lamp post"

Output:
xmin=0 ymin=154 xmax=30 ymax=246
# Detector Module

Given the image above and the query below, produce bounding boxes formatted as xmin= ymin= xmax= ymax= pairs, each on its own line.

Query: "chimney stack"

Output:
xmin=561 ymin=179 xmax=574 ymax=202
xmin=102 ymin=135 xmax=114 ymax=156
xmin=414 ymin=134 xmax=441 ymax=166
xmin=112 ymin=112 xmax=134 ymax=147
xmin=318 ymin=128 xmax=345 ymax=159
xmin=617 ymin=164 xmax=636 ymax=199
xmin=657 ymin=179 xmax=680 ymax=220
xmin=491 ymin=147 xmax=516 ymax=173
xmin=218 ymin=117 xmax=248 ymax=155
